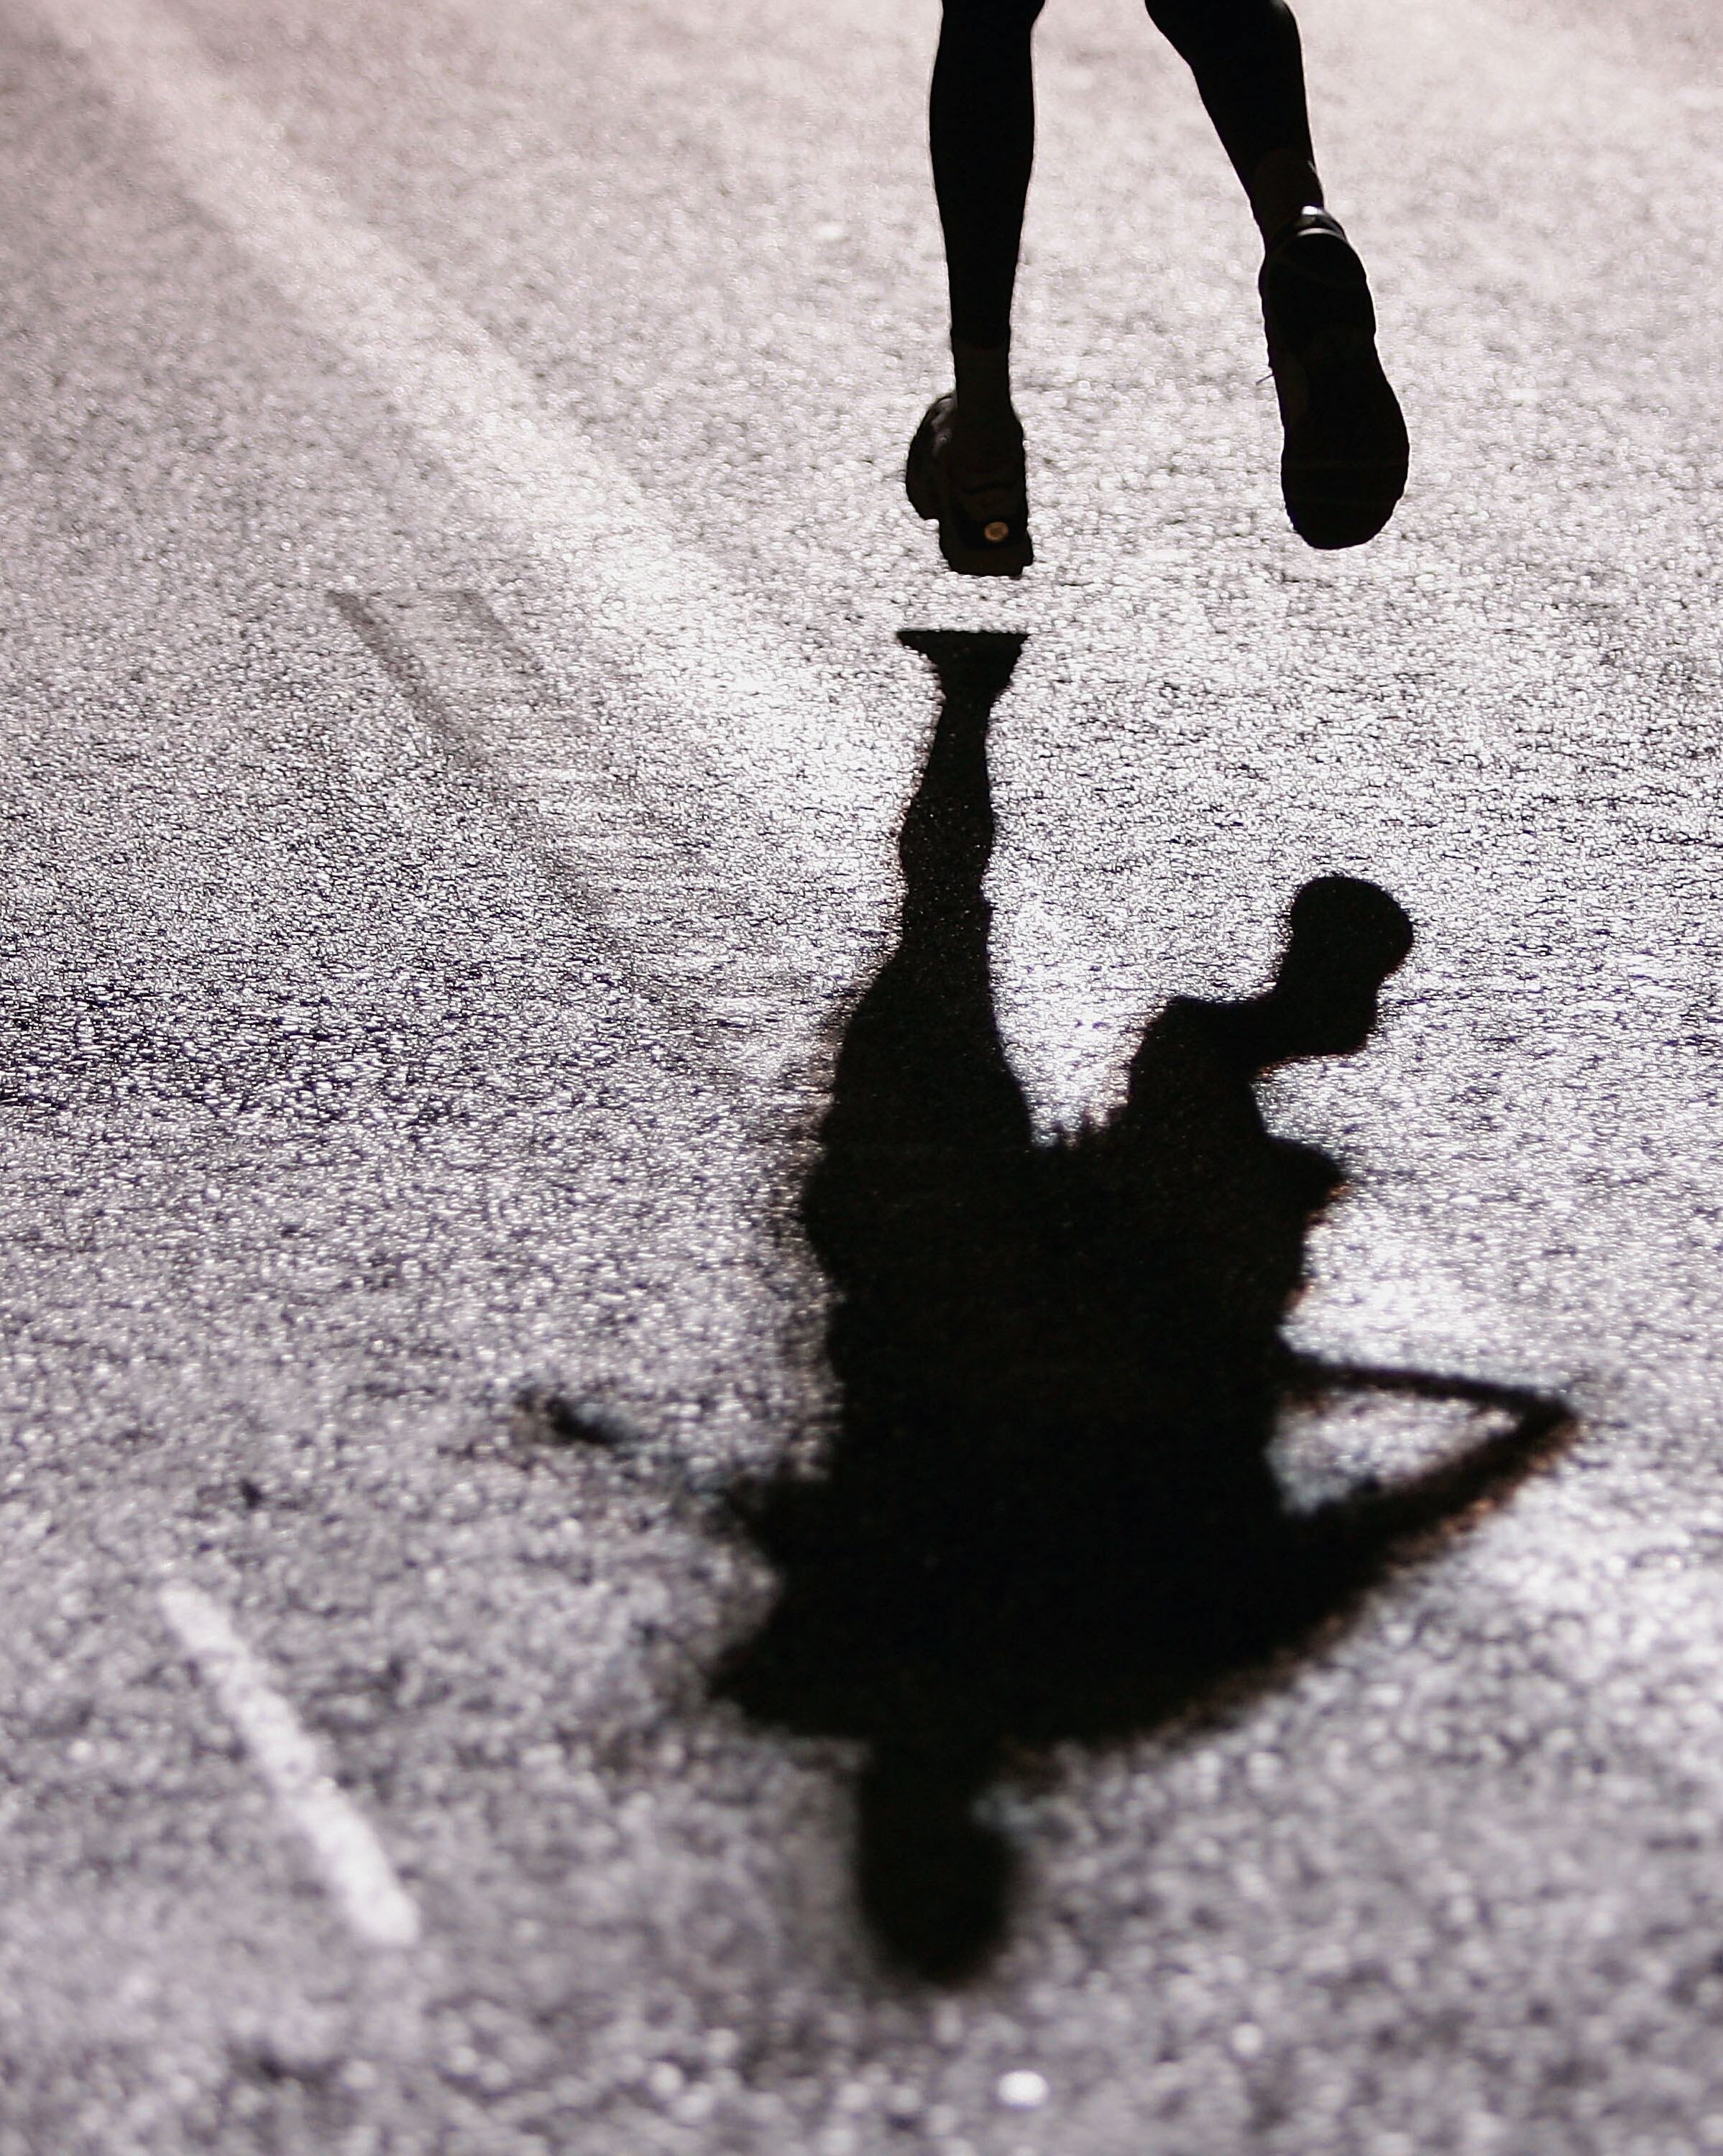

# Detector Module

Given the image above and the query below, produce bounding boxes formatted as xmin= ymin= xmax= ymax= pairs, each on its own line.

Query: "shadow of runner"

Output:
xmin=716 ymin=631 xmax=1571 ymax=1983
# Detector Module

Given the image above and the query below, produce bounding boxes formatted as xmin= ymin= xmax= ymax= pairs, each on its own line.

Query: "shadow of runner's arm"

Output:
xmin=1288 ymin=1359 xmax=1574 ymax=1556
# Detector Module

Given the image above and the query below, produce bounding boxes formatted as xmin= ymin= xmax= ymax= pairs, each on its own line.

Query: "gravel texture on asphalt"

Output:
xmin=1 ymin=0 xmax=1720 ymax=2149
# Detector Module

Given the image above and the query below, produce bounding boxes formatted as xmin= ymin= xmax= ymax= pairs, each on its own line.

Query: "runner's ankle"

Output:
xmin=1248 ymin=149 xmax=1325 ymax=244
xmin=948 ymin=336 xmax=1020 ymax=481
xmin=951 ymin=333 xmax=1014 ymax=418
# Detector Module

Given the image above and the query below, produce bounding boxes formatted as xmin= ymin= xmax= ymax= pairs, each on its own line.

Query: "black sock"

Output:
xmin=950 ymin=336 xmax=1021 ymax=482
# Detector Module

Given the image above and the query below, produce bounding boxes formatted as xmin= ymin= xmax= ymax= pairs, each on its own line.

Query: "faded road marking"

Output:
xmin=160 ymin=1583 xmax=421 ymax=1950
xmin=326 ymin=586 xmax=824 ymax=1026
xmin=34 ymin=0 xmax=903 ymax=883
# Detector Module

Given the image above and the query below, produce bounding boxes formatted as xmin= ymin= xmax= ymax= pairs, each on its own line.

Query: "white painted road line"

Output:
xmin=35 ymin=0 xmax=904 ymax=882
xmin=160 ymin=1583 xmax=421 ymax=1950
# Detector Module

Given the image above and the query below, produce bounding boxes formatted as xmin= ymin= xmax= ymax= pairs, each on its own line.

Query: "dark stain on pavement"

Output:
xmin=715 ymin=630 xmax=1571 ymax=1984
xmin=512 ymin=1383 xmax=631 ymax=1451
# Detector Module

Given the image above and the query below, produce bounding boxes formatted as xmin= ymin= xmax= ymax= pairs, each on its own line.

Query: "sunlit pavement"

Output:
xmin=1 ymin=0 xmax=1720 ymax=2147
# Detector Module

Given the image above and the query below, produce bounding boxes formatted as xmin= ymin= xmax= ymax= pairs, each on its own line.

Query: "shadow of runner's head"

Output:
xmin=715 ymin=633 xmax=1562 ymax=1984
xmin=1264 ymin=873 xmax=1415 ymax=1059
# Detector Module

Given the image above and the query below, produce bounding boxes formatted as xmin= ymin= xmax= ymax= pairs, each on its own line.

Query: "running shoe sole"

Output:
xmin=1260 ymin=215 xmax=1408 ymax=550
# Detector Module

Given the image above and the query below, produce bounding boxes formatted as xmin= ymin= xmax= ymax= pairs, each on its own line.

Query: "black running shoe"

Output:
xmin=905 ymin=393 xmax=1033 ymax=577
xmin=1259 ymin=210 xmax=1408 ymax=550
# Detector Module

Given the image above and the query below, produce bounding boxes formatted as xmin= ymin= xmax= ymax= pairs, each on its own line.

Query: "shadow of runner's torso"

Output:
xmin=716 ymin=630 xmax=1569 ymax=1977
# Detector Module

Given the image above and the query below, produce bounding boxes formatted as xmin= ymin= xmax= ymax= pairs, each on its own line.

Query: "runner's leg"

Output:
xmin=1141 ymin=0 xmax=1321 ymax=237
xmin=929 ymin=0 xmax=1046 ymax=479
xmin=1144 ymin=0 xmax=1408 ymax=547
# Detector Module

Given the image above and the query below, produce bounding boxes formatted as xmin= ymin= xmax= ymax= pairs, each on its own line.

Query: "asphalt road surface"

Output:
xmin=1 ymin=0 xmax=1720 ymax=2149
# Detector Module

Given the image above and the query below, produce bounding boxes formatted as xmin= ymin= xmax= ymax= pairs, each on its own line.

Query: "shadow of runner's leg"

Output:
xmin=807 ymin=632 xmax=1032 ymax=1200
xmin=826 ymin=631 xmax=1031 ymax=1982
xmin=721 ymin=633 xmax=1034 ymax=1983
